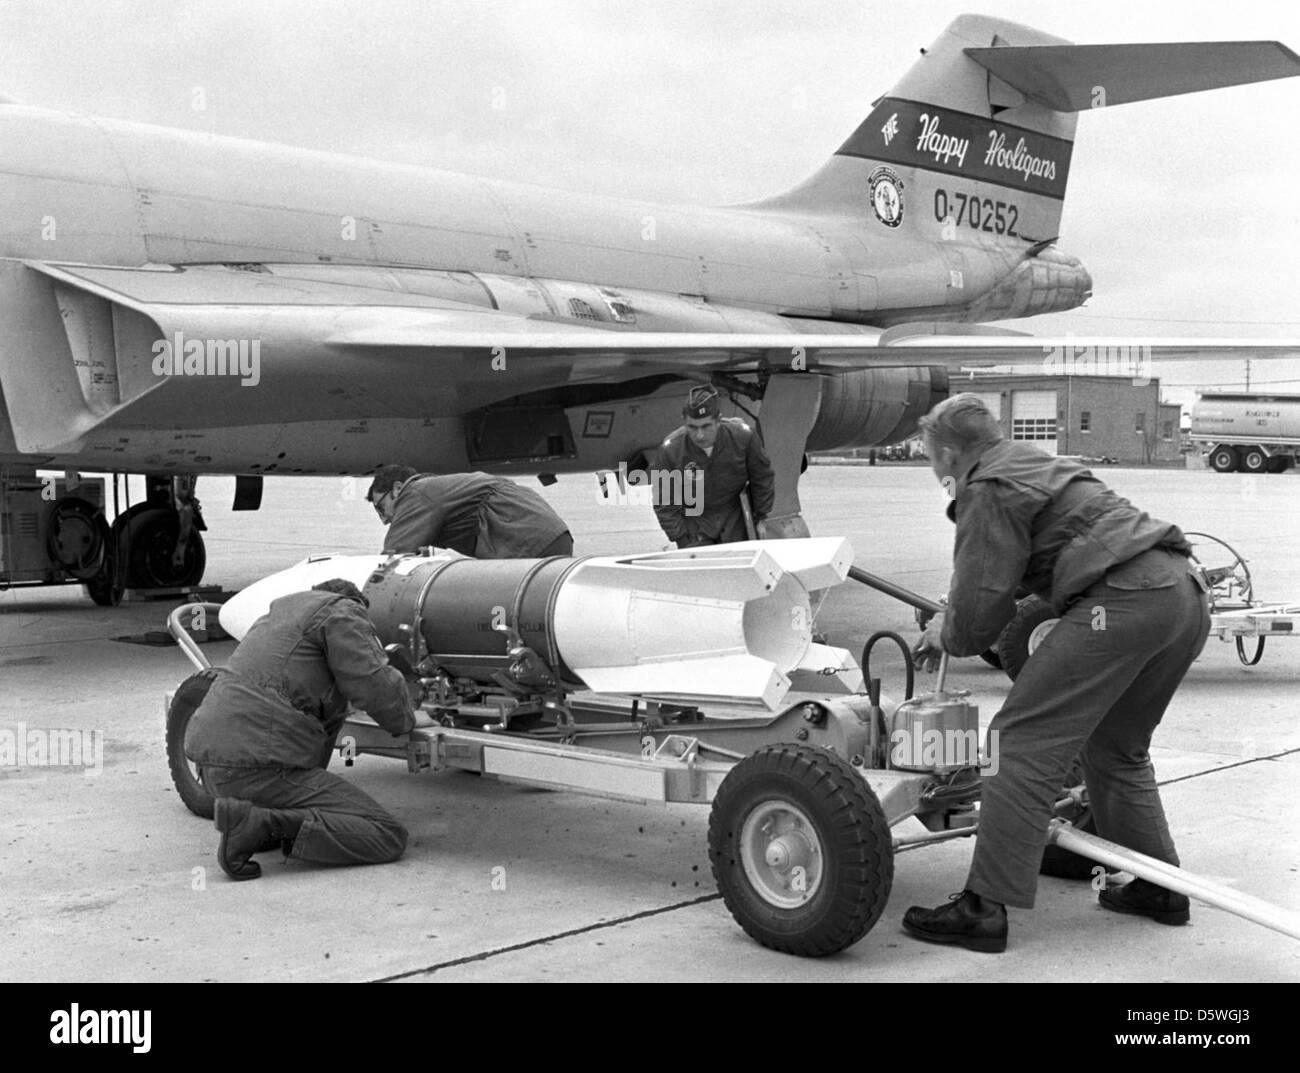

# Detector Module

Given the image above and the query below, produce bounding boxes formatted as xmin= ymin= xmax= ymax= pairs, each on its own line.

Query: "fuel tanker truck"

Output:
xmin=1192 ymin=392 xmax=1300 ymax=473
xmin=164 ymin=540 xmax=1300 ymax=956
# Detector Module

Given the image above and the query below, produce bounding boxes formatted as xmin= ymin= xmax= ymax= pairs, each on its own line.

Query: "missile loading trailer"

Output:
xmin=164 ymin=540 xmax=1300 ymax=956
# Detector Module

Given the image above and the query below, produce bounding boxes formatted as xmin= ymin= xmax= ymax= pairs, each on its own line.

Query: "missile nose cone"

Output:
xmin=217 ymin=553 xmax=393 ymax=639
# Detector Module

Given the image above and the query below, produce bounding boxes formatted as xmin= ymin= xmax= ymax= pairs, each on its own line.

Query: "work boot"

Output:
xmin=1099 ymin=877 xmax=1190 ymax=925
xmin=214 ymin=798 xmax=280 ymax=881
xmin=902 ymin=890 xmax=1008 ymax=953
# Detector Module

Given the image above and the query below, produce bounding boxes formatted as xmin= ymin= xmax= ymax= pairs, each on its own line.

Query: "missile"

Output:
xmin=218 ymin=539 xmax=859 ymax=709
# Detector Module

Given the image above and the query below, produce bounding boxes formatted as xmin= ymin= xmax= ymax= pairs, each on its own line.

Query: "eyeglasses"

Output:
xmin=371 ymin=491 xmax=393 ymax=519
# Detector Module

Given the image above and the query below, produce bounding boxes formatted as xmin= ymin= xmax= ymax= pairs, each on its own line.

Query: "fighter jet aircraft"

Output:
xmin=1 ymin=14 xmax=1297 ymax=601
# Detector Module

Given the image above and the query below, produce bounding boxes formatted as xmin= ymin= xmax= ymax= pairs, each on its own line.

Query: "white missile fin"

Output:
xmin=788 ymin=643 xmax=865 ymax=694
xmin=574 ymin=656 xmax=789 ymax=710
xmin=566 ymin=549 xmax=782 ymax=601
xmin=716 ymin=537 xmax=854 ymax=590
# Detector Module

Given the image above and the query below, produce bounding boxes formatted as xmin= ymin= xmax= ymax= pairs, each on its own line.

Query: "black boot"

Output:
xmin=1099 ymin=877 xmax=1190 ymax=925
xmin=903 ymin=890 xmax=1008 ymax=953
xmin=214 ymin=798 xmax=285 ymax=881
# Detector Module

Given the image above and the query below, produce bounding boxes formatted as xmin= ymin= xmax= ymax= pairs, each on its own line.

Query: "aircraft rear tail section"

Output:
xmin=757 ymin=15 xmax=1300 ymax=321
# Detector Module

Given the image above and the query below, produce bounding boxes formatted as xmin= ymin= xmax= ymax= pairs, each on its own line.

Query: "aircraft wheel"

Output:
xmin=708 ymin=743 xmax=892 ymax=957
xmin=1240 ymin=448 xmax=1267 ymax=474
xmin=167 ymin=671 xmax=219 ymax=819
xmin=85 ymin=558 xmax=124 ymax=606
xmin=996 ymin=595 xmax=1058 ymax=682
xmin=1208 ymin=446 xmax=1238 ymax=473
xmin=126 ymin=508 xmax=207 ymax=589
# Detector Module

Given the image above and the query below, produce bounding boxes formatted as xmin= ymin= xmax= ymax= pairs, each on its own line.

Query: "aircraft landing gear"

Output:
xmin=88 ymin=474 xmax=208 ymax=604
xmin=122 ymin=506 xmax=207 ymax=589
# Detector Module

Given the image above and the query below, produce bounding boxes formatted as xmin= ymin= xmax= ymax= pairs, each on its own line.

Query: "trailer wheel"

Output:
xmin=166 ymin=670 xmax=219 ymax=819
xmin=996 ymin=595 xmax=1058 ymax=681
xmin=708 ymin=743 xmax=892 ymax=957
xmin=1209 ymin=446 xmax=1239 ymax=473
xmin=1266 ymin=456 xmax=1290 ymax=474
xmin=1240 ymin=447 xmax=1268 ymax=474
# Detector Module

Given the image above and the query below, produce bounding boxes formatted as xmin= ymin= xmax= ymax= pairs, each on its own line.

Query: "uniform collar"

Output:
xmin=944 ymin=440 xmax=1005 ymax=520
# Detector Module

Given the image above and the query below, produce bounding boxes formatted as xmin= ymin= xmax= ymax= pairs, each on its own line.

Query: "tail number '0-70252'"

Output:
xmin=933 ymin=189 xmax=1019 ymax=237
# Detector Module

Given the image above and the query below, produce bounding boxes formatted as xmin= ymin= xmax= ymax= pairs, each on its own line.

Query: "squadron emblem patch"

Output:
xmin=868 ymin=166 xmax=904 ymax=228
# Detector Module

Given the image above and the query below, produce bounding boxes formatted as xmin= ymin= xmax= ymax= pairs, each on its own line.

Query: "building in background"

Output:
xmin=816 ymin=375 xmax=1184 ymax=465
xmin=946 ymin=374 xmax=1182 ymax=463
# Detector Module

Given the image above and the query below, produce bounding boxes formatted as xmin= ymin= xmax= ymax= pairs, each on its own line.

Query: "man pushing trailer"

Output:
xmin=906 ymin=394 xmax=1211 ymax=952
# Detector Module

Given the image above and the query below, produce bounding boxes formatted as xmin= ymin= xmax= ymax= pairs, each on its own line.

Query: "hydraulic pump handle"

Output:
xmin=846 ymin=565 xmax=946 ymax=615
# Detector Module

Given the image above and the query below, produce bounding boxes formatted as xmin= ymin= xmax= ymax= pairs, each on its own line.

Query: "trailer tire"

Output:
xmin=1240 ymin=447 xmax=1267 ymax=474
xmin=996 ymin=595 xmax=1058 ymax=681
xmin=1209 ymin=446 xmax=1239 ymax=473
xmin=1266 ymin=456 xmax=1290 ymax=474
xmin=166 ymin=670 xmax=219 ymax=819
xmin=708 ymin=743 xmax=892 ymax=957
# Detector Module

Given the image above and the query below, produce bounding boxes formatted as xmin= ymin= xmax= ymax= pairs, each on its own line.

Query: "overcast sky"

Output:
xmin=2 ymin=0 xmax=1299 ymax=410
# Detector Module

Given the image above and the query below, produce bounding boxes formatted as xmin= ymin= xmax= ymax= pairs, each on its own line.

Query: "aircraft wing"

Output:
xmin=3 ymin=260 xmax=1298 ymax=454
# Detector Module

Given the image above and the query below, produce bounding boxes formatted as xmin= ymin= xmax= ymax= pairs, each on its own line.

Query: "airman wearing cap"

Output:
xmin=650 ymin=386 xmax=776 ymax=547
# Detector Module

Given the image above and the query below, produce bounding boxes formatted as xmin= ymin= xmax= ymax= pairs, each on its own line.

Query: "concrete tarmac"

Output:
xmin=1 ymin=464 xmax=1298 ymax=982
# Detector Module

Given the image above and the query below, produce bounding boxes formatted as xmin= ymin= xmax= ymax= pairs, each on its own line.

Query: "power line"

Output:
xmin=1160 ymin=377 xmax=1300 ymax=388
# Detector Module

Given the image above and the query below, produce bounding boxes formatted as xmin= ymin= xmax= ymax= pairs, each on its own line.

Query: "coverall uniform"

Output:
xmin=382 ymin=473 xmax=572 ymax=558
xmin=940 ymin=440 xmax=1210 ymax=909
xmin=651 ymin=418 xmax=776 ymax=547
xmin=185 ymin=590 xmax=415 ymax=866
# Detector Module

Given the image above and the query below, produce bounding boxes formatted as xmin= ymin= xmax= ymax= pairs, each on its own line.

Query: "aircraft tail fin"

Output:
xmin=759 ymin=15 xmax=1300 ymax=247
xmin=965 ymin=40 xmax=1300 ymax=112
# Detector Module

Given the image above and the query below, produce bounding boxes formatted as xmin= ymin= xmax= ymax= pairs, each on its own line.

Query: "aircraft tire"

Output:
xmin=125 ymin=508 xmax=207 ymax=589
xmin=708 ymin=743 xmax=892 ymax=957
xmin=85 ymin=557 xmax=124 ymax=606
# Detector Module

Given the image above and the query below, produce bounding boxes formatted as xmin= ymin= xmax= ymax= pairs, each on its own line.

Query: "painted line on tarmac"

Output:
xmin=1157 ymin=747 xmax=1300 ymax=787
xmin=371 ymin=893 xmax=723 ymax=981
